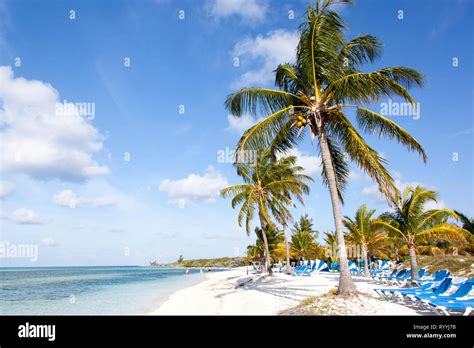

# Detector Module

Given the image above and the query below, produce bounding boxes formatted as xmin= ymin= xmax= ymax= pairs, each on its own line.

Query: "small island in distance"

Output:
xmin=149 ymin=256 xmax=247 ymax=269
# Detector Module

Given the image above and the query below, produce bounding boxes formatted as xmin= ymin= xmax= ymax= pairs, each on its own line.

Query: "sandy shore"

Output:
xmin=149 ymin=267 xmax=419 ymax=315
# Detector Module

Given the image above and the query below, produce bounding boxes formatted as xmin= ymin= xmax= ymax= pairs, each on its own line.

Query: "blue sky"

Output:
xmin=0 ymin=0 xmax=472 ymax=266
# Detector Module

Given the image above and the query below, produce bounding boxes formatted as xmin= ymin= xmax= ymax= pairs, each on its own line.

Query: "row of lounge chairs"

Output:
xmin=291 ymin=259 xmax=390 ymax=276
xmin=291 ymin=259 xmax=329 ymax=276
xmin=374 ymin=268 xmax=474 ymax=316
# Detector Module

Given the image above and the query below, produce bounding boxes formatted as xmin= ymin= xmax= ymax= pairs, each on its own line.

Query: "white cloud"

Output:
xmin=41 ymin=237 xmax=58 ymax=247
xmin=108 ymin=227 xmax=125 ymax=233
xmin=11 ymin=208 xmax=42 ymax=224
xmin=280 ymin=148 xmax=322 ymax=177
xmin=226 ymin=114 xmax=258 ymax=134
xmin=0 ymin=66 xmax=109 ymax=182
xmin=424 ymin=200 xmax=447 ymax=211
xmin=231 ymin=30 xmax=299 ymax=88
xmin=209 ymin=0 xmax=267 ymax=22
xmin=361 ymin=185 xmax=385 ymax=203
xmin=0 ymin=181 xmax=15 ymax=198
xmin=53 ymin=189 xmax=116 ymax=208
xmin=361 ymin=179 xmax=433 ymax=204
xmin=159 ymin=166 xmax=229 ymax=206
xmin=348 ymin=169 xmax=369 ymax=181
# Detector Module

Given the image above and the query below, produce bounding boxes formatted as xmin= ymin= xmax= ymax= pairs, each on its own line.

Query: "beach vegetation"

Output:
xmin=224 ymin=0 xmax=426 ymax=295
xmin=373 ymin=185 xmax=468 ymax=280
xmin=221 ymin=149 xmax=312 ymax=274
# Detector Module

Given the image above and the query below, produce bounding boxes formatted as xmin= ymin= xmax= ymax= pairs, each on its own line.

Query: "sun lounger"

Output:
xmin=300 ymin=259 xmax=329 ymax=275
xmin=427 ymin=298 xmax=474 ymax=316
xmin=374 ymin=281 xmax=436 ymax=300
xmin=373 ymin=268 xmax=397 ymax=281
xmin=291 ymin=260 xmax=311 ymax=275
xmin=407 ymin=277 xmax=453 ymax=302
xmin=419 ymin=279 xmax=474 ymax=304
xmin=376 ymin=269 xmax=407 ymax=283
xmin=413 ymin=269 xmax=450 ymax=285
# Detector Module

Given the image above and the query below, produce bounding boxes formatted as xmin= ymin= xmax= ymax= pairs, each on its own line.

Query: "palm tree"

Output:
xmin=454 ymin=211 xmax=474 ymax=234
xmin=290 ymin=214 xmax=320 ymax=260
xmin=323 ymin=230 xmax=338 ymax=249
xmin=253 ymin=226 xmax=285 ymax=262
xmin=291 ymin=231 xmax=320 ymax=261
xmin=221 ymin=150 xmax=312 ymax=274
xmin=343 ymin=204 xmax=389 ymax=277
xmin=293 ymin=214 xmax=319 ymax=237
xmin=374 ymin=186 xmax=465 ymax=280
xmin=224 ymin=0 xmax=426 ymax=294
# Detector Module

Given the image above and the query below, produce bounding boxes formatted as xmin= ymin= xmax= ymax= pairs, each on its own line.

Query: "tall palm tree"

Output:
xmin=290 ymin=231 xmax=319 ymax=261
xmin=254 ymin=226 xmax=285 ymax=261
xmin=221 ymin=150 xmax=312 ymax=274
xmin=290 ymin=214 xmax=320 ymax=260
xmin=323 ymin=230 xmax=338 ymax=250
xmin=224 ymin=0 xmax=426 ymax=294
xmin=343 ymin=204 xmax=389 ymax=277
xmin=374 ymin=186 xmax=465 ymax=280
xmin=246 ymin=227 xmax=285 ymax=266
xmin=293 ymin=214 xmax=319 ymax=237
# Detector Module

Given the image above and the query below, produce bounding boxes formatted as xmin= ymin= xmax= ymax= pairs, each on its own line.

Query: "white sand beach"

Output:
xmin=149 ymin=268 xmax=419 ymax=315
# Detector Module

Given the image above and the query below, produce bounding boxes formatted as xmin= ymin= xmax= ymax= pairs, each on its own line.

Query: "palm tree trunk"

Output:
xmin=409 ymin=244 xmax=418 ymax=280
xmin=258 ymin=214 xmax=272 ymax=275
xmin=318 ymin=130 xmax=356 ymax=295
xmin=284 ymin=227 xmax=291 ymax=273
xmin=362 ymin=244 xmax=369 ymax=277
xmin=261 ymin=230 xmax=272 ymax=275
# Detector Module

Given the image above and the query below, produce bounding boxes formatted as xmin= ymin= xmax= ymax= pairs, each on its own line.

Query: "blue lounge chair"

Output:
xmin=301 ymin=259 xmax=329 ymax=275
xmin=329 ymin=261 xmax=340 ymax=272
xmin=373 ymin=268 xmax=397 ymax=281
xmin=375 ymin=269 xmax=405 ymax=283
xmin=395 ymin=268 xmax=426 ymax=285
xmin=292 ymin=260 xmax=311 ymax=275
xmin=414 ymin=269 xmax=450 ymax=285
xmin=386 ymin=269 xmax=411 ymax=284
xmin=298 ymin=261 xmax=317 ymax=276
xmin=374 ymin=280 xmax=437 ymax=300
xmin=420 ymin=279 xmax=474 ymax=305
xmin=408 ymin=277 xmax=454 ymax=302
xmin=427 ymin=298 xmax=474 ymax=316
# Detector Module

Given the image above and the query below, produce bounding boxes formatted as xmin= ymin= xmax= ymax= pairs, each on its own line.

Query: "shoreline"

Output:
xmin=149 ymin=267 xmax=419 ymax=315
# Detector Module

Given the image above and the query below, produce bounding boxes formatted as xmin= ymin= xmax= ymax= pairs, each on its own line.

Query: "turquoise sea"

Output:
xmin=0 ymin=266 xmax=212 ymax=315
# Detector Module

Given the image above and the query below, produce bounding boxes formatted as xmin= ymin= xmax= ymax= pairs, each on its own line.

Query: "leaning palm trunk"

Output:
xmin=284 ymin=228 xmax=291 ymax=273
xmin=362 ymin=244 xmax=369 ymax=277
xmin=408 ymin=244 xmax=418 ymax=280
xmin=261 ymin=231 xmax=272 ymax=274
xmin=319 ymin=130 xmax=356 ymax=295
xmin=259 ymin=214 xmax=272 ymax=275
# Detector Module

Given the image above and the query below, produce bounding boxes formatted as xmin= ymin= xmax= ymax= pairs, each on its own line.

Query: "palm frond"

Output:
xmin=327 ymin=111 xmax=397 ymax=201
xmin=322 ymin=67 xmax=424 ymax=105
xmin=356 ymin=107 xmax=427 ymax=162
xmin=320 ymin=135 xmax=349 ymax=203
xmin=225 ymin=88 xmax=301 ymax=117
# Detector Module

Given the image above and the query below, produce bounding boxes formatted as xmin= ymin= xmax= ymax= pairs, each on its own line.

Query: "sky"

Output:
xmin=0 ymin=0 xmax=472 ymax=266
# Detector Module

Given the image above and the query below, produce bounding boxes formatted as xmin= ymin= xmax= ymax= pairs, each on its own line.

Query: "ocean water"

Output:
xmin=0 ymin=266 xmax=214 ymax=315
